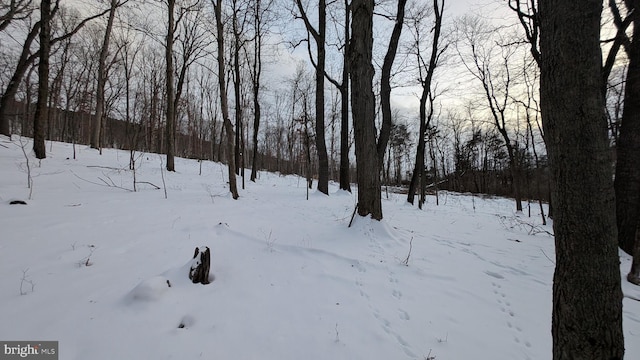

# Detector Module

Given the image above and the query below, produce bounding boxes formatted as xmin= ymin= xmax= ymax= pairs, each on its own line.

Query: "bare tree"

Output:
xmin=248 ymin=0 xmax=275 ymax=182
xmin=0 ymin=2 xmax=111 ymax=137
xmin=295 ymin=0 xmax=329 ymax=195
xmin=539 ymin=0 xmax=624 ymax=357
xmin=32 ymin=0 xmax=54 ymax=159
xmin=406 ymin=0 xmax=445 ymax=208
xmin=455 ymin=16 xmax=524 ymax=212
xmin=0 ymin=0 xmax=34 ymax=34
xmin=212 ymin=0 xmax=239 ymax=199
xmin=377 ymin=0 xmax=408 ymax=169
xmin=91 ymin=0 xmax=127 ymax=151
xmin=321 ymin=0 xmax=351 ymax=192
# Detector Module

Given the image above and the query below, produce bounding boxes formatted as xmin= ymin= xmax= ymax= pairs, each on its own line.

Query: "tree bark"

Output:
xmin=338 ymin=7 xmax=351 ymax=193
xmin=33 ymin=0 xmax=52 ymax=159
xmin=249 ymin=0 xmax=263 ymax=182
xmin=629 ymin=223 xmax=640 ymax=285
xmin=350 ymin=0 xmax=381 ymax=220
xmin=189 ymin=246 xmax=211 ymax=285
xmin=165 ymin=0 xmax=176 ymax=172
xmin=539 ymin=0 xmax=625 ymax=357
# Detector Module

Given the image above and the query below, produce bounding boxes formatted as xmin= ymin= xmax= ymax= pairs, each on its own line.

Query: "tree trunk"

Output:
xmin=250 ymin=0 xmax=263 ymax=182
xmin=539 ymin=0 xmax=624 ymax=357
xmin=407 ymin=0 xmax=442 ymax=206
xmin=33 ymin=0 xmax=52 ymax=159
xmin=165 ymin=0 xmax=176 ymax=172
xmin=629 ymin=223 xmax=640 ymax=285
xmin=377 ymin=0 xmax=407 ymax=167
xmin=407 ymin=93 xmax=427 ymax=206
xmin=315 ymin=7 xmax=329 ymax=196
xmin=214 ymin=0 xmax=239 ymax=199
xmin=189 ymin=246 xmax=211 ymax=285
xmin=91 ymin=0 xmax=118 ymax=150
xmin=233 ymin=3 xmax=242 ymax=176
xmin=614 ymin=4 xmax=640 ymax=255
xmin=350 ymin=0 xmax=381 ymax=220
xmin=295 ymin=0 xmax=329 ymax=195
xmin=0 ymin=22 xmax=39 ymax=137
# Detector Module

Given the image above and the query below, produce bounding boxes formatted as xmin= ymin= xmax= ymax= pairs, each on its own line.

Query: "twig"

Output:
xmin=20 ymin=268 xmax=35 ymax=295
xmin=402 ymin=237 xmax=414 ymax=266
xmin=624 ymin=293 xmax=640 ymax=302
xmin=86 ymin=165 xmax=126 ymax=171
xmin=159 ymin=155 xmax=168 ymax=199
xmin=541 ymin=249 xmax=555 ymax=264
xmin=135 ymin=181 xmax=161 ymax=190
xmin=348 ymin=204 xmax=359 ymax=228
xmin=17 ymin=137 xmax=33 ymax=200
xmin=70 ymin=170 xmax=132 ymax=192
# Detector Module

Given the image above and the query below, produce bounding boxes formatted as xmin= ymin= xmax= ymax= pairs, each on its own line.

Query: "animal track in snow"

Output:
xmin=392 ymin=289 xmax=402 ymax=299
xmin=490 ymin=278 xmax=532 ymax=352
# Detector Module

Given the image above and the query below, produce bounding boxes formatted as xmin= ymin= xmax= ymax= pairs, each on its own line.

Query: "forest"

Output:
xmin=1 ymin=0 xmax=639 ymax=358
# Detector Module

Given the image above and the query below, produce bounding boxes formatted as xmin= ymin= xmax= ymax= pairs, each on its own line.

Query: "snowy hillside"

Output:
xmin=1 ymin=137 xmax=638 ymax=360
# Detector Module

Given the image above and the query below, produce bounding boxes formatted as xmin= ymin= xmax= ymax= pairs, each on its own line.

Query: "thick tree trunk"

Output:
xmin=33 ymin=0 xmax=52 ymax=159
xmin=350 ymin=0 xmax=381 ymax=220
xmin=615 ymin=7 xmax=640 ymax=255
xmin=629 ymin=224 xmax=640 ymax=285
xmin=539 ymin=0 xmax=624 ymax=358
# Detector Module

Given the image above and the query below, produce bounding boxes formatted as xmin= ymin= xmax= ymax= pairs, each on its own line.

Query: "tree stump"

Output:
xmin=189 ymin=246 xmax=211 ymax=285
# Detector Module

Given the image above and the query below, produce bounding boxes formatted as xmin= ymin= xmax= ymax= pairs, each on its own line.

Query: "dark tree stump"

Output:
xmin=189 ymin=246 xmax=211 ymax=285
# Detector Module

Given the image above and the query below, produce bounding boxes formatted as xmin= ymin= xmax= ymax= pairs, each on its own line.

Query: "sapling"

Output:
xmin=402 ymin=237 xmax=414 ymax=266
xmin=20 ymin=268 xmax=35 ymax=295
xmin=17 ymin=137 xmax=33 ymax=200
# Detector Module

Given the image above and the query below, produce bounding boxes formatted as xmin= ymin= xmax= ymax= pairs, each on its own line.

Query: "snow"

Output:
xmin=1 ymin=137 xmax=639 ymax=360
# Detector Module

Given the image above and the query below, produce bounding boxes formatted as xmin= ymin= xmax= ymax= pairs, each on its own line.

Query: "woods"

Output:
xmin=0 ymin=0 xmax=639 ymax=356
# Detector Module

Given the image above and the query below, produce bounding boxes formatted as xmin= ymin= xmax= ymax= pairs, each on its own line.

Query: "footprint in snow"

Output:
xmin=490 ymin=280 xmax=532 ymax=351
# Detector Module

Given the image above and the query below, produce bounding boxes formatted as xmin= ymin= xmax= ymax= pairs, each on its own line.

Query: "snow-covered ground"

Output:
xmin=1 ymin=137 xmax=638 ymax=360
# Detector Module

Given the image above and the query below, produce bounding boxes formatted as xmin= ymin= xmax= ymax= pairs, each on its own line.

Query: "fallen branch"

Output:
xmin=402 ymin=237 xmax=414 ymax=266
xmin=135 ymin=181 xmax=161 ymax=190
xmin=541 ymin=249 xmax=555 ymax=265
xmin=348 ymin=204 xmax=359 ymax=228
xmin=70 ymin=170 xmax=133 ymax=192
xmin=86 ymin=165 xmax=126 ymax=171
